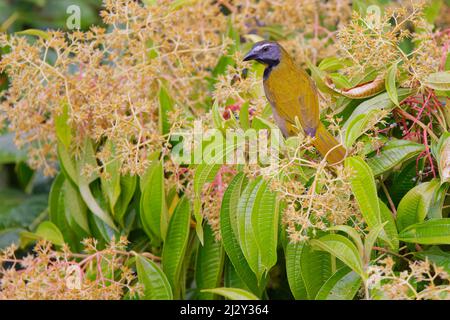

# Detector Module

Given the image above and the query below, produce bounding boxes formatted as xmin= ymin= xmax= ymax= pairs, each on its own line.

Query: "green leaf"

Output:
xmin=396 ymin=179 xmax=441 ymax=231
xmin=76 ymin=139 xmax=99 ymax=184
xmin=299 ymin=243 xmax=332 ymax=299
xmin=285 ymin=242 xmax=308 ymax=300
xmin=140 ymin=160 xmax=168 ymax=241
xmin=344 ymin=110 xmax=381 ymax=148
xmin=364 ymin=223 xmax=387 ymax=262
xmin=100 ymin=143 xmax=121 ymax=213
xmin=63 ymin=180 xmax=90 ymax=234
xmin=0 ymin=190 xmax=47 ymax=230
xmin=251 ymin=116 xmax=277 ymax=130
xmin=310 ymin=234 xmax=365 ymax=279
xmin=345 ymin=156 xmax=381 ymax=229
xmin=435 ymin=132 xmax=450 ymax=183
xmin=212 ymin=100 xmax=223 ymax=130
xmin=367 ymin=139 xmax=425 ymax=176
xmin=79 ymin=182 xmax=117 ymax=231
xmin=159 ymin=83 xmax=174 ymax=135
xmin=253 ymin=180 xmax=279 ymax=271
xmin=424 ymin=71 xmax=450 ymax=91
xmin=200 ymin=288 xmax=259 ymax=300
xmin=327 ymin=225 xmax=364 ymax=257
xmin=424 ymin=0 xmax=443 ymax=23
xmin=389 ymin=160 xmax=421 ymax=205
xmin=315 ymin=267 xmax=362 ymax=300
xmin=57 ymin=143 xmax=78 ymax=185
xmin=318 ymin=57 xmax=351 ymax=72
xmin=385 ymin=63 xmax=399 ymax=106
xmin=114 ymin=174 xmax=137 ymax=227
xmin=399 ymin=218 xmax=450 ymax=244
xmin=343 ymin=89 xmax=414 ymax=130
xmin=135 ymin=255 xmax=173 ymax=300
xmin=220 ymin=173 xmax=261 ymax=295
xmin=35 ymin=221 xmax=64 ymax=246
xmin=236 ymin=178 xmax=264 ymax=280
xmin=378 ymin=200 xmax=399 ymax=251
xmin=328 ymin=73 xmax=352 ymax=89
xmin=162 ymin=196 xmax=191 ymax=297
xmin=224 ymin=259 xmax=250 ymax=291
xmin=239 ymin=102 xmax=250 ymax=130
xmin=16 ymin=28 xmax=50 ymax=39
xmin=55 ymin=101 xmax=72 ymax=149
xmin=195 ymin=223 xmax=224 ymax=299
xmin=48 ymin=175 xmax=80 ymax=250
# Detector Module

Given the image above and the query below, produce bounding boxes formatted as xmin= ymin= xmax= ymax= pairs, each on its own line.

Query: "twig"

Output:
xmin=395 ymin=107 xmax=439 ymax=142
xmin=380 ymin=181 xmax=397 ymax=218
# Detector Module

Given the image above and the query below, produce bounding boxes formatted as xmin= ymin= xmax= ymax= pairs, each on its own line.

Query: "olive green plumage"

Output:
xmin=244 ymin=41 xmax=346 ymax=164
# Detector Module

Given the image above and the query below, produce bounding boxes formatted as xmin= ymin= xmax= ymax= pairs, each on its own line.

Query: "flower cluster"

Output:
xmin=0 ymin=238 xmax=145 ymax=300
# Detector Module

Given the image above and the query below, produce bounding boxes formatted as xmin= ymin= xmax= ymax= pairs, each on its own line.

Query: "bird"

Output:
xmin=243 ymin=41 xmax=346 ymax=165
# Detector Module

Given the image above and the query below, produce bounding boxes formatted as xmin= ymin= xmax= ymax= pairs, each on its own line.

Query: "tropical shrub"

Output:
xmin=0 ymin=0 xmax=449 ymax=300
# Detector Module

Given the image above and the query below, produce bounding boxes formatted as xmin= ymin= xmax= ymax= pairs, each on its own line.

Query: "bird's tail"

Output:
xmin=312 ymin=123 xmax=346 ymax=165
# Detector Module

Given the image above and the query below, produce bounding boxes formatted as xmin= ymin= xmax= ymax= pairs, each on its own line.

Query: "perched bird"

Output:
xmin=243 ymin=41 xmax=346 ymax=165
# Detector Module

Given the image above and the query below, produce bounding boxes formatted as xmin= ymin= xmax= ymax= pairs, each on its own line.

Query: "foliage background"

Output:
xmin=0 ymin=0 xmax=449 ymax=300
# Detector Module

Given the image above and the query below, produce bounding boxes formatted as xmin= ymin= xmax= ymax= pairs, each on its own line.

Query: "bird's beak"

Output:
xmin=243 ymin=49 xmax=258 ymax=62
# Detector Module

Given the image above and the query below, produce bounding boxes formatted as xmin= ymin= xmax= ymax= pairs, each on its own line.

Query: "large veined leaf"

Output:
xmin=299 ymin=243 xmax=332 ymax=299
xmin=200 ymin=288 xmax=259 ymax=300
xmin=48 ymin=174 xmax=81 ymax=251
xmin=364 ymin=223 xmax=387 ymax=263
xmin=344 ymin=110 xmax=381 ymax=148
xmin=389 ymin=160 xmax=420 ymax=205
xmin=140 ymin=160 xmax=168 ymax=241
xmin=424 ymin=71 xmax=450 ymax=91
xmin=220 ymin=173 xmax=261 ymax=295
xmin=434 ymin=132 xmax=450 ymax=183
xmin=310 ymin=234 xmax=365 ymax=280
xmin=135 ymin=255 xmax=173 ymax=300
xmin=62 ymin=180 xmax=90 ymax=234
xmin=35 ymin=221 xmax=65 ymax=246
xmin=100 ymin=142 xmax=121 ymax=213
xmin=385 ymin=63 xmax=399 ymax=106
xmin=224 ymin=259 xmax=250 ymax=290
xmin=345 ymin=157 xmax=381 ymax=228
xmin=54 ymin=101 xmax=72 ymax=150
xmin=195 ymin=223 xmax=224 ymax=300
xmin=366 ymin=139 xmax=425 ymax=176
xmin=236 ymin=178 xmax=265 ymax=281
xmin=378 ymin=200 xmax=399 ymax=251
xmin=253 ymin=180 xmax=279 ymax=271
xmin=114 ymin=174 xmax=137 ymax=227
xmin=162 ymin=196 xmax=191 ymax=297
xmin=399 ymin=218 xmax=450 ymax=244
xmin=315 ymin=267 xmax=362 ymax=300
xmin=193 ymin=163 xmax=221 ymax=245
xmin=285 ymin=242 xmax=308 ymax=300
xmin=79 ymin=182 xmax=117 ymax=231
xmin=396 ymin=179 xmax=441 ymax=231
xmin=57 ymin=143 xmax=78 ymax=185
xmin=327 ymin=225 xmax=364 ymax=257
xmin=343 ymin=89 xmax=413 ymax=130
xmin=192 ymin=139 xmax=237 ymax=244
xmin=0 ymin=189 xmax=47 ymax=230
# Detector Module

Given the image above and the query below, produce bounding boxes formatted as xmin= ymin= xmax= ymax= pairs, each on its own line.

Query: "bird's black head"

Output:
xmin=243 ymin=41 xmax=281 ymax=67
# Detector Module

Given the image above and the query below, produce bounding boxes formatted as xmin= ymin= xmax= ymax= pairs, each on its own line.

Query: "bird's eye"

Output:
xmin=263 ymin=47 xmax=269 ymax=52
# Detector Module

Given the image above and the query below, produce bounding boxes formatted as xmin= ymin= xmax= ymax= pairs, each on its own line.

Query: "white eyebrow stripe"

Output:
xmin=255 ymin=43 xmax=271 ymax=51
